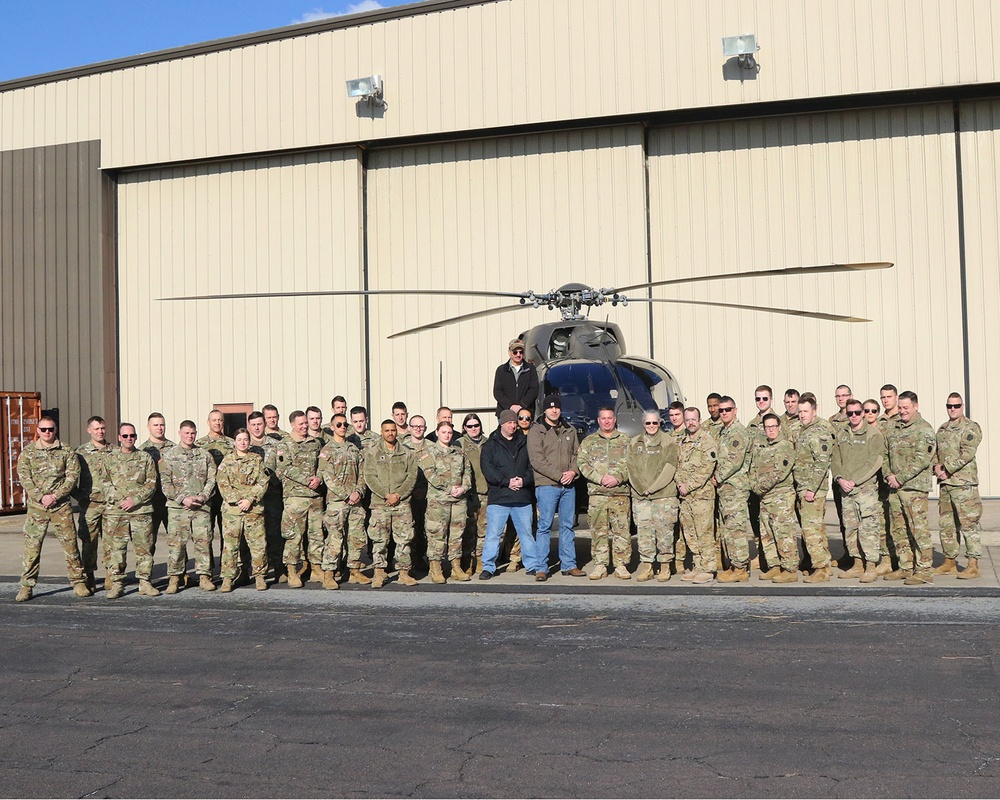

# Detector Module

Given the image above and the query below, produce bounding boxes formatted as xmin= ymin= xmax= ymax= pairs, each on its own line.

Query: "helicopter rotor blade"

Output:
xmin=387 ymin=302 xmax=531 ymax=339
xmin=612 ymin=261 xmax=892 ymax=294
xmin=627 ymin=297 xmax=871 ymax=323
xmin=158 ymin=288 xmax=531 ymax=302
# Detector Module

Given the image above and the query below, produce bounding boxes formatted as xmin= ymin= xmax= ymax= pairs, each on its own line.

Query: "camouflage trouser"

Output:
xmin=167 ymin=507 xmax=213 ymax=577
xmin=369 ymin=504 xmax=414 ymax=570
xmin=21 ymin=505 xmax=85 ymax=588
xmin=425 ymin=498 xmax=467 ymax=562
xmin=281 ymin=496 xmax=324 ymax=568
xmin=263 ymin=494 xmax=284 ymax=573
xmin=221 ymin=511 xmax=267 ymax=580
xmin=878 ymin=483 xmax=892 ymax=560
xmin=761 ymin=489 xmax=800 ymax=571
xmin=77 ymin=501 xmax=107 ymax=576
xmin=886 ymin=489 xmax=932 ymax=572
xmin=680 ymin=493 xmax=716 ymax=573
xmin=633 ymin=496 xmax=678 ymax=564
xmin=466 ymin=493 xmax=488 ymax=559
xmin=150 ymin=496 xmax=168 ymax=558
xmin=939 ymin=485 xmax=983 ymax=559
xmin=796 ymin=491 xmax=831 ymax=568
xmin=105 ymin=513 xmax=154 ymax=582
xmin=717 ymin=484 xmax=750 ymax=569
xmin=840 ymin=483 xmax=881 ymax=564
xmin=321 ymin=500 xmax=368 ymax=571
xmin=589 ymin=494 xmax=632 ymax=569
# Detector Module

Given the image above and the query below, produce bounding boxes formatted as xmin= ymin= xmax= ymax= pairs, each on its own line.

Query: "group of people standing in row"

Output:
xmin=11 ymin=338 xmax=984 ymax=601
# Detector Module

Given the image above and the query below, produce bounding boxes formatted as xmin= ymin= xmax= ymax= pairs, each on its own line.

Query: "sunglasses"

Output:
xmin=644 ymin=421 xmax=660 ymax=426
xmin=846 ymin=410 xmax=863 ymax=417
xmin=511 ymin=349 xmax=524 ymax=354
xmin=517 ymin=415 xmax=532 ymax=421
xmin=465 ymin=422 xmax=481 ymax=429
xmin=755 ymin=397 xmax=770 ymax=402
xmin=38 ymin=426 xmax=55 ymax=432
xmin=120 ymin=433 xmax=138 ymax=439
xmin=334 ymin=422 xmax=348 ymax=428
xmin=863 ymin=408 xmax=879 ymax=414
xmin=946 ymin=403 xmax=962 ymax=409
xmin=718 ymin=407 xmax=734 ymax=413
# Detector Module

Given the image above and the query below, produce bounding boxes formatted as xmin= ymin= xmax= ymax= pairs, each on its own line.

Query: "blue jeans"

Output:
xmin=481 ymin=504 xmax=538 ymax=574
xmin=534 ymin=484 xmax=577 ymax=571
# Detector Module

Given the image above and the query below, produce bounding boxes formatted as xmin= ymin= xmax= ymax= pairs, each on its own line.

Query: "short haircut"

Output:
xmin=784 ymin=389 xmax=800 ymax=400
xmin=331 ymin=413 xmax=347 ymax=424
xmin=331 ymin=395 xmax=347 ymax=406
xmin=762 ymin=413 xmax=780 ymax=426
xmin=87 ymin=415 xmax=105 ymax=426
xmin=39 ymin=415 xmax=57 ymax=427
xmin=289 ymin=410 xmax=306 ymax=423
xmin=380 ymin=419 xmax=396 ymax=428
xmin=836 ymin=384 xmax=852 ymax=393
xmin=863 ymin=399 xmax=880 ymax=410
xmin=305 ymin=405 xmax=323 ymax=416
xmin=262 ymin=404 xmax=279 ymax=414
xmin=845 ymin=399 xmax=863 ymax=411
xmin=350 ymin=406 xmax=367 ymax=417
xmin=668 ymin=401 xmax=685 ymax=412
xmin=754 ymin=385 xmax=773 ymax=396
xmin=684 ymin=406 xmax=701 ymax=419
xmin=880 ymin=384 xmax=898 ymax=394
xmin=899 ymin=390 xmax=918 ymax=404
xmin=719 ymin=395 xmax=735 ymax=406
xmin=208 ymin=409 xmax=224 ymax=419
xmin=948 ymin=392 xmax=963 ymax=401
xmin=118 ymin=422 xmax=136 ymax=434
xmin=799 ymin=392 xmax=817 ymax=406
xmin=706 ymin=393 xmax=722 ymax=403
xmin=598 ymin=404 xmax=616 ymax=414
xmin=392 ymin=401 xmax=407 ymax=413
xmin=247 ymin=411 xmax=264 ymax=422
xmin=410 ymin=415 xmax=426 ymax=425
xmin=179 ymin=419 xmax=197 ymax=430
xmin=147 ymin=412 xmax=164 ymax=422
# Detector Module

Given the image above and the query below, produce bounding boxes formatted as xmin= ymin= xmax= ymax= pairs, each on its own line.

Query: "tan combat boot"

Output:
xmin=883 ymin=568 xmax=910 ymax=581
xmin=322 ymin=570 xmax=339 ymax=590
xmin=957 ymin=558 xmax=980 ymax=580
xmin=838 ymin=562 xmax=864 ymax=579
xmin=398 ymin=569 xmax=419 ymax=586
xmin=138 ymin=579 xmax=161 ymax=597
xmin=934 ymin=557 xmax=959 ymax=575
xmin=311 ymin=564 xmax=326 ymax=584
xmin=107 ymin=583 xmax=124 ymax=599
xmin=772 ymin=569 xmax=799 ymax=584
xmin=858 ymin=564 xmax=879 ymax=584
xmin=349 ymin=568 xmax=372 ymax=585
xmin=758 ymin=566 xmax=781 ymax=581
xmin=255 ymin=575 xmax=268 ymax=591
xmin=104 ymin=575 xmax=112 ymax=592
xmin=73 ymin=582 xmax=93 ymax=598
xmin=166 ymin=576 xmax=181 ymax=594
xmin=200 ymin=575 xmax=216 ymax=592
xmin=804 ymin=567 xmax=831 ymax=584
xmin=450 ymin=559 xmax=471 ymax=581
xmin=589 ymin=565 xmax=608 ymax=580
xmin=903 ymin=570 xmax=934 ymax=586
xmin=286 ymin=567 xmax=304 ymax=588
xmin=718 ymin=567 xmax=749 ymax=583
xmin=15 ymin=586 xmax=32 ymax=603
xmin=220 ymin=578 xmax=234 ymax=593
xmin=614 ymin=565 xmax=632 ymax=580
xmin=634 ymin=563 xmax=654 ymax=582
xmin=690 ymin=571 xmax=714 ymax=584
xmin=875 ymin=559 xmax=893 ymax=576
xmin=429 ymin=561 xmax=447 ymax=584
xmin=372 ymin=567 xmax=387 ymax=588
xmin=656 ymin=564 xmax=672 ymax=582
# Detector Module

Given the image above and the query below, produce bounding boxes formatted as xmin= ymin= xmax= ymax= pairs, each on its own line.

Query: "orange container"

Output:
xmin=1 ymin=391 xmax=43 ymax=513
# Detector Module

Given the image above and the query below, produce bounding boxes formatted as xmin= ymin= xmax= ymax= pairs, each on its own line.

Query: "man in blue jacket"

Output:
xmin=478 ymin=409 xmax=541 ymax=579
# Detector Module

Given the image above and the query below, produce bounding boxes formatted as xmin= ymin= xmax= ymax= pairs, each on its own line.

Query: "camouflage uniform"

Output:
xmin=459 ymin=434 xmax=489 ymax=564
xmin=274 ymin=436 xmax=324 ymax=570
xmin=626 ymin=429 xmax=678 ymax=566
xmin=101 ymin=448 xmax=157 ymax=584
xmin=139 ymin=437 xmax=175 ymax=554
xmin=195 ymin=433 xmax=235 ymax=541
xmin=702 ymin=417 xmax=724 ymax=441
xmin=831 ymin=421 xmax=884 ymax=564
xmin=578 ymin=429 xmax=631 ymax=570
xmin=676 ymin=427 xmax=717 ymax=574
xmin=793 ymin=418 xmax=834 ymax=569
xmin=364 ymin=439 xmax=418 ymax=570
xmin=73 ymin=440 xmax=112 ymax=577
xmin=160 ymin=444 xmax=217 ymax=578
xmin=17 ymin=439 xmax=84 ymax=589
xmin=318 ymin=438 xmax=368 ymax=572
xmin=403 ymin=435 xmax=431 ymax=567
xmin=417 ymin=440 xmax=472 ymax=563
xmin=876 ymin=414 xmax=900 ymax=562
xmin=668 ymin=425 xmax=688 ymax=567
xmin=829 ymin=410 xmax=850 ymax=546
xmin=252 ymin=432 xmax=285 ymax=577
xmin=883 ymin=412 xmax=936 ymax=573
xmin=216 ymin=450 xmax=270 ymax=580
xmin=714 ymin=420 xmax=752 ymax=570
xmin=751 ymin=432 xmax=799 ymax=572
xmin=348 ymin=429 xmax=380 ymax=450
xmin=935 ymin=415 xmax=983 ymax=559
xmin=781 ymin=411 xmax=803 ymax=442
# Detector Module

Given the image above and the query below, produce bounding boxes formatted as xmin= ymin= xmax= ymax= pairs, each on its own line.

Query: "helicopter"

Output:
xmin=163 ymin=261 xmax=893 ymax=438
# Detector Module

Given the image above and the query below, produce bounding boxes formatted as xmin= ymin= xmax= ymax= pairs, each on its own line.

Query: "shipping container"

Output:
xmin=1 ymin=391 xmax=42 ymax=513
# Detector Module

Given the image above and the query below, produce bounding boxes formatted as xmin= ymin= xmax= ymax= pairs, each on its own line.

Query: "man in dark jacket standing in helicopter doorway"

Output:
xmin=494 ymin=339 xmax=539 ymax=417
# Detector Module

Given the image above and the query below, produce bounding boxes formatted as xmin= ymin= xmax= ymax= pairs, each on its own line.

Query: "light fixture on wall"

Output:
xmin=346 ymin=74 xmax=386 ymax=108
xmin=722 ymin=34 xmax=759 ymax=71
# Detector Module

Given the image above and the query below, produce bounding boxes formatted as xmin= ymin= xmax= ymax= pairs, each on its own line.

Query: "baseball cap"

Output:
xmin=508 ymin=339 xmax=525 ymax=351
xmin=499 ymin=409 xmax=517 ymax=425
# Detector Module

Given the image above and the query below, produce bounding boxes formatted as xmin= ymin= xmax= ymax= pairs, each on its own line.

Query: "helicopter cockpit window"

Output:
xmin=542 ymin=363 xmax=620 ymax=434
xmin=616 ymin=362 xmax=672 ymax=412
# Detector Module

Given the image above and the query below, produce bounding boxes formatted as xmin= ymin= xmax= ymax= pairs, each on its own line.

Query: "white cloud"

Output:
xmin=292 ymin=1 xmax=385 ymax=24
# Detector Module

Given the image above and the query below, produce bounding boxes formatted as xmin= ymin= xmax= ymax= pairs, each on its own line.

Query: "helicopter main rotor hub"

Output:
xmin=518 ymin=284 xmax=629 ymax=320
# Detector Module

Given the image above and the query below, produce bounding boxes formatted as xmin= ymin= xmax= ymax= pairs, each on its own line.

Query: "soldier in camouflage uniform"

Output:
xmin=752 ymin=414 xmax=800 ymax=583
xmin=349 ymin=405 xmax=380 ymax=450
xmin=627 ymin=411 xmax=678 ymax=582
xmin=829 ymin=385 xmax=853 ymax=567
xmin=248 ymin=411 xmax=284 ymax=581
xmin=883 ymin=391 xmax=937 ymax=585
xmin=274 ymin=410 xmax=325 ymax=588
xmin=666 ymin=401 xmax=688 ymax=572
xmin=196 ymin=410 xmax=235 ymax=569
xmin=403 ymin=415 xmax=431 ymax=572
xmin=417 ymin=421 xmax=472 ymax=584
xmin=364 ymin=420 xmax=420 ymax=587
xmin=74 ymin=415 xmax=112 ymax=590
xmin=263 ymin=404 xmax=291 ymax=441
xmin=15 ymin=417 xmax=88 ymax=602
xmin=934 ymin=393 xmax=983 ymax=579
xmin=216 ymin=429 xmax=270 ymax=592
xmin=831 ymin=401 xmax=885 ymax=583
xmin=781 ymin=389 xmax=803 ymax=441
xmin=459 ymin=413 xmax=489 ymax=576
xmin=306 ymin=405 xmax=328 ymax=446
xmin=746 ymin=385 xmax=777 ymax=572
xmin=101 ymin=423 xmax=159 ymax=598
xmin=318 ymin=414 xmax=370 ymax=589
xmin=578 ymin=406 xmax=632 ymax=580
xmin=875 ymin=385 xmax=902 ymax=573
xmin=676 ymin=408 xmax=717 ymax=584
xmin=793 ymin=393 xmax=834 ymax=583
xmin=703 ymin=393 xmax=724 ymax=440
xmin=139 ymin=412 xmax=175 ymax=559
xmin=160 ymin=420 xmax=218 ymax=593
xmin=713 ymin=397 xmax=752 ymax=583
xmin=860 ymin=400 xmax=891 ymax=572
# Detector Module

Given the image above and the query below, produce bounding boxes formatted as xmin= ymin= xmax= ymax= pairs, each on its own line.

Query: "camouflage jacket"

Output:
xmin=831 ymin=421 xmax=884 ymax=494
xmin=578 ymin=429 xmax=630 ymax=497
xmin=746 ymin=411 xmax=772 ymax=449
xmin=402 ymin=436 xmax=430 ymax=500
xmin=159 ymin=445 xmax=217 ymax=509
xmin=318 ymin=438 xmax=366 ymax=502
xmin=781 ymin=412 xmax=803 ymax=442
xmin=458 ymin=434 xmax=489 ymax=496
xmin=935 ymin=416 xmax=982 ymax=487
xmin=195 ymin=433 xmax=235 ymax=468
xmin=17 ymin=439 xmax=80 ymax=511
xmin=249 ymin=434 xmax=282 ymax=496
xmin=715 ymin=420 xmax=751 ymax=492
xmin=74 ymin=440 xmax=113 ymax=502
xmin=751 ymin=435 xmax=795 ymax=496
xmin=417 ymin=440 xmax=471 ymax=504
xmin=626 ymin=429 xmax=677 ymax=500
xmin=348 ymin=429 xmax=379 ymax=450
xmin=877 ymin=412 xmax=900 ymax=435
xmin=216 ymin=451 xmax=269 ymax=516
xmin=102 ymin=448 xmax=157 ymax=515
xmin=274 ymin=436 xmax=323 ymax=499
xmin=828 ymin=410 xmax=849 ymax=428
xmin=702 ymin=417 xmax=724 ymax=442
xmin=884 ymin=412 xmax=936 ymax=492
xmin=676 ymin=426 xmax=717 ymax=501
xmin=793 ymin=418 xmax=834 ymax=495
xmin=363 ymin=439 xmax=418 ymax=507
xmin=138 ymin=438 xmax=175 ymax=503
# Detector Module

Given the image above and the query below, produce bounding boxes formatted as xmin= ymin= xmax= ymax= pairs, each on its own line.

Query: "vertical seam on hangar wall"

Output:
xmin=641 ymin=123 xmax=655 ymax=360
xmin=361 ymin=145 xmax=373 ymax=416
xmin=952 ymin=100 xmax=972 ymax=416
xmin=102 ymin=153 xmax=121 ymax=428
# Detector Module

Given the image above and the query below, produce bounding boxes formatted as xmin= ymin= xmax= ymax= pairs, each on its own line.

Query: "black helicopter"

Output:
xmin=164 ymin=261 xmax=892 ymax=438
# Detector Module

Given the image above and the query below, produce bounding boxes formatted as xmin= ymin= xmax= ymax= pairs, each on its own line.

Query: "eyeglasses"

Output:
xmin=465 ymin=422 xmax=481 ymax=429
xmin=644 ymin=421 xmax=660 ymax=426
xmin=511 ymin=349 xmax=524 ymax=354
xmin=120 ymin=433 xmax=138 ymax=439
xmin=946 ymin=403 xmax=963 ymax=409
xmin=755 ymin=397 xmax=770 ymax=403
xmin=38 ymin=427 xmax=55 ymax=432
xmin=846 ymin=410 xmax=863 ymax=417
xmin=334 ymin=422 xmax=348 ymax=428
xmin=410 ymin=424 xmax=425 ymax=430
xmin=718 ymin=407 xmax=734 ymax=413
xmin=763 ymin=425 xmax=780 ymax=431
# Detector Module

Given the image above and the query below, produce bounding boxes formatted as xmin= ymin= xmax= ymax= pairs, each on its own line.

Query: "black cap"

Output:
xmin=543 ymin=394 xmax=562 ymax=409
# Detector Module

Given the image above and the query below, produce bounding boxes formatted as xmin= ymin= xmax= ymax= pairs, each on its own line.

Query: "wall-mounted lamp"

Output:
xmin=346 ymin=74 xmax=386 ymax=109
xmin=722 ymin=34 xmax=759 ymax=71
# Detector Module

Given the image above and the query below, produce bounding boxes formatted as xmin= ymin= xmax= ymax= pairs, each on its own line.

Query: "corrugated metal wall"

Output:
xmin=116 ymin=149 xmax=365 ymax=433
xmin=0 ymin=140 xmax=113 ymax=444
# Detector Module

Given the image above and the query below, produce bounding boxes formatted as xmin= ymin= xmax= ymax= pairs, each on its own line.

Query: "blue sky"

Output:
xmin=0 ymin=0 xmax=414 ymax=82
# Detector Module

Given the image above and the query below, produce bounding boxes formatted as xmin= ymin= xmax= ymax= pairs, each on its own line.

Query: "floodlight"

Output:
xmin=346 ymin=74 xmax=385 ymax=106
xmin=722 ymin=34 xmax=759 ymax=71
